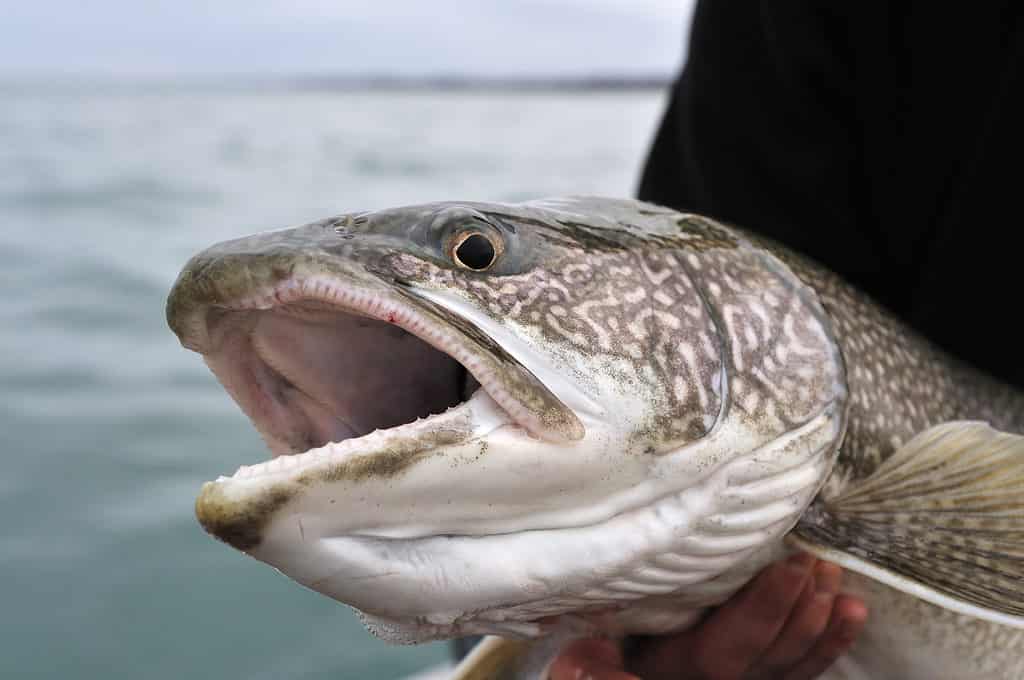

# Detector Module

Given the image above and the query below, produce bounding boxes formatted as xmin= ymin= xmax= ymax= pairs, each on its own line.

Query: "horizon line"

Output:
xmin=0 ymin=72 xmax=674 ymax=93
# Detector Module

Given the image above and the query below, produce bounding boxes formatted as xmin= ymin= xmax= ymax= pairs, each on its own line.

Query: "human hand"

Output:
xmin=549 ymin=554 xmax=867 ymax=680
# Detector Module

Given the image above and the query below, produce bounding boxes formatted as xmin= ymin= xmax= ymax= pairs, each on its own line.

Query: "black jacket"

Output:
xmin=638 ymin=1 xmax=1024 ymax=388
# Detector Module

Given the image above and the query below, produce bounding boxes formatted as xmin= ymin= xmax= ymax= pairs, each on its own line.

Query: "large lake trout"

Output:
xmin=166 ymin=197 xmax=1024 ymax=679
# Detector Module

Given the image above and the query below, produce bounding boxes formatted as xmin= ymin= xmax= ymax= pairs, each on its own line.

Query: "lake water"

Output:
xmin=0 ymin=87 xmax=666 ymax=679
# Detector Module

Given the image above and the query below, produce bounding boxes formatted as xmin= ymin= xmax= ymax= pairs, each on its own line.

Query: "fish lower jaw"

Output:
xmin=274 ymin=463 xmax=812 ymax=644
xmin=226 ymin=386 xmax=507 ymax=482
xmin=245 ymin=407 xmax=840 ymax=642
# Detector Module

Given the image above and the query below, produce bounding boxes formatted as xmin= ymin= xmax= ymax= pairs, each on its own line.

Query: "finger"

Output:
xmin=686 ymin=553 xmax=817 ymax=679
xmin=752 ymin=560 xmax=842 ymax=673
xmin=549 ymin=638 xmax=638 ymax=680
xmin=782 ymin=595 xmax=868 ymax=680
xmin=812 ymin=560 xmax=843 ymax=596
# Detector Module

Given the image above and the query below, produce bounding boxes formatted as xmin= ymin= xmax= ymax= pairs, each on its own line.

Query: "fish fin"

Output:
xmin=792 ymin=420 xmax=1024 ymax=629
xmin=447 ymin=636 xmax=532 ymax=680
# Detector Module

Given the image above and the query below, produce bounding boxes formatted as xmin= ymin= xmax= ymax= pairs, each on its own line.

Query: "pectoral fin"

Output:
xmin=792 ymin=421 xmax=1024 ymax=629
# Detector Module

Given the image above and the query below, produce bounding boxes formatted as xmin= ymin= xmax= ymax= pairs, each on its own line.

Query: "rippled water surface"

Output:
xmin=0 ymin=88 xmax=665 ymax=679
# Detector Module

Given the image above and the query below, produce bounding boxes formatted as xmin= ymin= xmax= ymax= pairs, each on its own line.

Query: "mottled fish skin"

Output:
xmin=389 ymin=200 xmax=841 ymax=447
xmin=519 ymin=204 xmax=1024 ymax=679
xmin=768 ymin=248 xmax=1024 ymax=485
xmin=743 ymin=237 xmax=1024 ymax=680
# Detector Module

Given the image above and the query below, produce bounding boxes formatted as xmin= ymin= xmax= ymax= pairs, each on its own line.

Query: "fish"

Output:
xmin=166 ymin=196 xmax=1024 ymax=679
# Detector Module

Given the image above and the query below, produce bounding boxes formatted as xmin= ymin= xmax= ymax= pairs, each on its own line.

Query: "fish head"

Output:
xmin=167 ymin=198 xmax=848 ymax=641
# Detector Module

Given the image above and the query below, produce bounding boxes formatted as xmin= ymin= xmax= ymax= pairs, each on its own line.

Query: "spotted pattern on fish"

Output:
xmin=408 ymin=292 xmax=583 ymax=436
xmin=683 ymin=246 xmax=843 ymax=435
xmin=389 ymin=220 xmax=841 ymax=448
xmin=761 ymin=247 xmax=1024 ymax=491
xmin=750 ymin=237 xmax=1024 ymax=679
xmin=838 ymin=573 xmax=1024 ymax=679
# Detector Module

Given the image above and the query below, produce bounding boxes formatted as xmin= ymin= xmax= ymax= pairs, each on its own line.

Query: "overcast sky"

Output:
xmin=2 ymin=1 xmax=695 ymax=79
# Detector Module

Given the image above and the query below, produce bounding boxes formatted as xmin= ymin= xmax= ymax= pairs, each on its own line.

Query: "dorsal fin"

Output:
xmin=793 ymin=421 xmax=1024 ymax=628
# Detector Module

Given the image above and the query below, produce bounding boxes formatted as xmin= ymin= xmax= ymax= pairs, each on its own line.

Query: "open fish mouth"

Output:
xmin=197 ymin=278 xmax=480 ymax=477
xmin=170 ymin=271 xmax=557 ymax=482
xmin=164 ymin=219 xmax=590 ymax=563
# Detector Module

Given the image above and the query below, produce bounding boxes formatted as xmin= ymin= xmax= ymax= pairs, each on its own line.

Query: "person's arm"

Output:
xmin=550 ymin=555 xmax=867 ymax=680
xmin=638 ymin=1 xmax=869 ymax=279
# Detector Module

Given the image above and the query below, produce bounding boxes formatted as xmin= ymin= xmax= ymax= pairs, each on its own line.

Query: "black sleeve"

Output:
xmin=638 ymin=1 xmax=1024 ymax=387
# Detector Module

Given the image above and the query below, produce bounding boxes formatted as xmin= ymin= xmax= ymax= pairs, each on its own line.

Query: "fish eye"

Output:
xmin=451 ymin=232 xmax=499 ymax=271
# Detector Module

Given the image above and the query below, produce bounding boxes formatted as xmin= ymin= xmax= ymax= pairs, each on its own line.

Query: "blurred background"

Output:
xmin=0 ymin=2 xmax=693 ymax=678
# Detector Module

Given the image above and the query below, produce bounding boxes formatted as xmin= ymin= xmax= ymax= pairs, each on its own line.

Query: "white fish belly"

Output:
xmin=821 ymin=573 xmax=1024 ymax=680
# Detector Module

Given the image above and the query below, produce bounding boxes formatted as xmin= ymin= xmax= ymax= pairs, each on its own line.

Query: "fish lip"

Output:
xmin=214 ymin=383 xmax=495 ymax=483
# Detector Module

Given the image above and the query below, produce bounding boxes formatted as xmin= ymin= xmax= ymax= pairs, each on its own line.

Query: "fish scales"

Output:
xmin=751 ymin=239 xmax=1024 ymax=679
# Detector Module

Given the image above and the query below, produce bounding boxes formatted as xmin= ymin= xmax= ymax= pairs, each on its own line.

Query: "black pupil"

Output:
xmin=455 ymin=233 xmax=495 ymax=270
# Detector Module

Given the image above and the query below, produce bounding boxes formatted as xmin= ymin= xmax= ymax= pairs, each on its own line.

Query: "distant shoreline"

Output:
xmin=0 ymin=74 xmax=672 ymax=94
xmin=296 ymin=75 xmax=673 ymax=92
